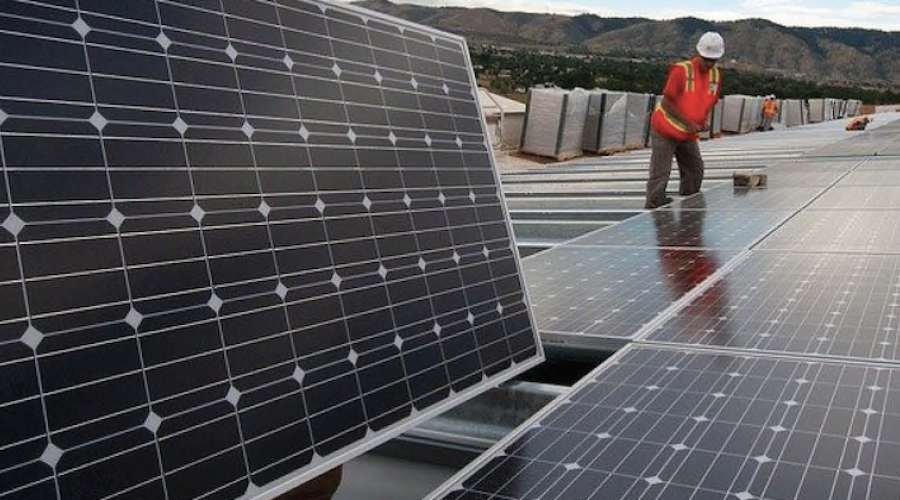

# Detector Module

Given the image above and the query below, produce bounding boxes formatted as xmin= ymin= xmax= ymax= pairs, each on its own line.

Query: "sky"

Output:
xmin=376 ymin=0 xmax=900 ymax=31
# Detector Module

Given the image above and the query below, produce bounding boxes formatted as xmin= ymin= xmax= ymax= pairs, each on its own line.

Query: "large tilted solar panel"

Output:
xmin=0 ymin=1 xmax=542 ymax=499
xmin=426 ymin=345 xmax=900 ymax=500
xmin=570 ymin=208 xmax=793 ymax=250
xmin=524 ymin=246 xmax=735 ymax=348
xmin=645 ymin=251 xmax=900 ymax=363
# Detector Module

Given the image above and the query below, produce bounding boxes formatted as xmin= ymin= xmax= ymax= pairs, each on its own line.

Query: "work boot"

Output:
xmin=644 ymin=197 xmax=674 ymax=209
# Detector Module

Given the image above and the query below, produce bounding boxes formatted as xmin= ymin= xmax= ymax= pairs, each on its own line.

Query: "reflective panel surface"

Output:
xmin=672 ymin=186 xmax=825 ymax=212
xmin=573 ymin=205 xmax=792 ymax=249
xmin=836 ymin=169 xmax=900 ymax=187
xmin=760 ymin=161 xmax=858 ymax=187
xmin=524 ymin=247 xmax=734 ymax=339
xmin=809 ymin=186 xmax=900 ymax=210
xmin=430 ymin=345 xmax=900 ymax=500
xmin=761 ymin=210 xmax=900 ymax=254
xmin=647 ymin=251 xmax=900 ymax=363
xmin=807 ymin=130 xmax=900 ymax=158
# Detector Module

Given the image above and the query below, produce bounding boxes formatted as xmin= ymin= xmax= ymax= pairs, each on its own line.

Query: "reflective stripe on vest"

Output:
xmin=708 ymin=68 xmax=719 ymax=95
xmin=655 ymin=103 xmax=689 ymax=133
xmin=678 ymin=61 xmax=695 ymax=93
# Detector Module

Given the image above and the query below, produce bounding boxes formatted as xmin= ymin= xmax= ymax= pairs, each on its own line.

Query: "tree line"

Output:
xmin=472 ymin=47 xmax=900 ymax=104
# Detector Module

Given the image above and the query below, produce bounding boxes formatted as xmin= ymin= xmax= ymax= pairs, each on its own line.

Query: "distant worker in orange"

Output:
xmin=846 ymin=115 xmax=872 ymax=131
xmin=645 ymin=32 xmax=724 ymax=209
xmin=760 ymin=95 xmax=779 ymax=131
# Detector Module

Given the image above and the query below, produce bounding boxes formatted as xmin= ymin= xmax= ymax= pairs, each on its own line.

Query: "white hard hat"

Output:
xmin=697 ymin=32 xmax=725 ymax=59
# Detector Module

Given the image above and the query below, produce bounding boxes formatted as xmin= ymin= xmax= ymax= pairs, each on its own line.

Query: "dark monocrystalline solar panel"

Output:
xmin=760 ymin=210 xmax=900 ymax=254
xmin=672 ymin=186 xmax=824 ymax=211
xmin=427 ymin=345 xmax=900 ymax=500
xmin=571 ymin=207 xmax=792 ymax=250
xmin=0 ymin=1 xmax=541 ymax=499
xmin=646 ymin=251 xmax=900 ymax=363
xmin=524 ymin=247 xmax=734 ymax=344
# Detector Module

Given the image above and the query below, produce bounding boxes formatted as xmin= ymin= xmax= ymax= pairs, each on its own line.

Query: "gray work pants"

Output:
xmin=645 ymin=128 xmax=704 ymax=209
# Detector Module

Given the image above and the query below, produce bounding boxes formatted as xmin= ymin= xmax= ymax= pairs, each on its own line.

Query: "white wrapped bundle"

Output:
xmin=738 ymin=96 xmax=758 ymax=133
xmin=600 ymin=92 xmax=629 ymax=151
xmin=712 ymin=99 xmax=724 ymax=135
xmin=582 ymin=91 xmax=627 ymax=153
xmin=702 ymin=100 xmax=723 ymax=140
xmin=808 ymin=99 xmax=826 ymax=123
xmin=624 ymin=93 xmax=652 ymax=149
xmin=826 ymin=98 xmax=841 ymax=120
xmin=782 ymin=99 xmax=804 ymax=127
xmin=520 ymin=88 xmax=590 ymax=160
xmin=722 ymin=95 xmax=747 ymax=132
xmin=746 ymin=97 xmax=763 ymax=132
xmin=582 ymin=91 xmax=604 ymax=152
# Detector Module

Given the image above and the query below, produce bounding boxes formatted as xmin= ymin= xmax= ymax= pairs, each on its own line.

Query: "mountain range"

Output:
xmin=355 ymin=0 xmax=900 ymax=87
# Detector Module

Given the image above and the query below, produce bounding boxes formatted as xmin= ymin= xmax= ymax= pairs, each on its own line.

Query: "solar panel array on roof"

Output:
xmin=427 ymin=108 xmax=900 ymax=500
xmin=524 ymin=247 xmax=734 ymax=349
xmin=0 ymin=1 xmax=542 ymax=499
xmin=806 ymin=131 xmax=900 ymax=158
xmin=428 ymin=345 xmax=900 ymax=500
xmin=671 ymin=187 xmax=826 ymax=212
xmin=569 ymin=208 xmax=793 ymax=250
xmin=760 ymin=210 xmax=900 ymax=254
xmin=646 ymin=251 xmax=900 ymax=363
xmin=518 ymin=155 xmax=860 ymax=348
xmin=809 ymin=186 xmax=900 ymax=210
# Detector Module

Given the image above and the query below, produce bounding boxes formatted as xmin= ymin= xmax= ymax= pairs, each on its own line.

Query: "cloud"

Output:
xmin=849 ymin=0 xmax=900 ymax=15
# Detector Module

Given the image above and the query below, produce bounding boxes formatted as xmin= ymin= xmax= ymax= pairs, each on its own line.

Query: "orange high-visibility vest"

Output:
xmin=763 ymin=100 xmax=779 ymax=118
xmin=651 ymin=57 xmax=721 ymax=141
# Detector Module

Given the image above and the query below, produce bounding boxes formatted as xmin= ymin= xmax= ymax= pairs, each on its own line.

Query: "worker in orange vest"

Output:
xmin=645 ymin=32 xmax=724 ymax=209
xmin=846 ymin=116 xmax=871 ymax=131
xmin=760 ymin=95 xmax=779 ymax=131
